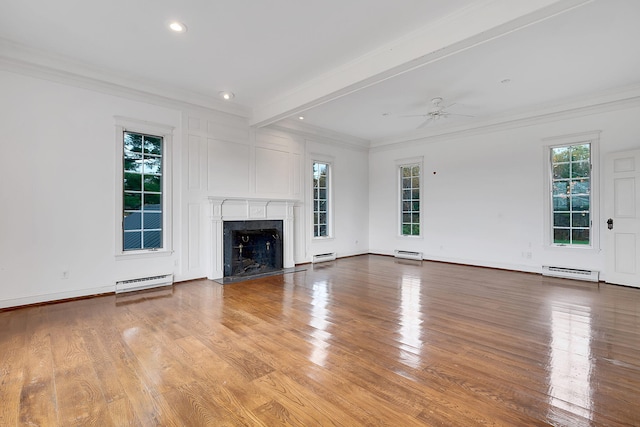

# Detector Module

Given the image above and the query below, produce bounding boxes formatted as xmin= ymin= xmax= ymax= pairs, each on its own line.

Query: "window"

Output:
xmin=123 ymin=131 xmax=164 ymax=250
xmin=400 ymin=163 xmax=421 ymax=236
xmin=313 ymin=161 xmax=329 ymax=237
xmin=115 ymin=116 xmax=173 ymax=257
xmin=550 ymin=143 xmax=591 ymax=246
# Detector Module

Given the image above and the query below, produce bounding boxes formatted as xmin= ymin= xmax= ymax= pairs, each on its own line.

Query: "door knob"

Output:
xmin=607 ymin=218 xmax=613 ymax=230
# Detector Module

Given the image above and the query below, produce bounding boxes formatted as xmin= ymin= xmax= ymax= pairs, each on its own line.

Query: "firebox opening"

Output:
xmin=223 ymin=220 xmax=283 ymax=278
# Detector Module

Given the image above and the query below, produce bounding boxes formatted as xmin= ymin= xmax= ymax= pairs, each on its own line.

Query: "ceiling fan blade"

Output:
xmin=400 ymin=114 xmax=428 ymax=118
xmin=447 ymin=112 xmax=475 ymax=118
xmin=416 ymin=118 xmax=433 ymax=129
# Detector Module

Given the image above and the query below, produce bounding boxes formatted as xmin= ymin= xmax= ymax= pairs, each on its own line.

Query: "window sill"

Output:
xmin=115 ymin=249 xmax=174 ymax=261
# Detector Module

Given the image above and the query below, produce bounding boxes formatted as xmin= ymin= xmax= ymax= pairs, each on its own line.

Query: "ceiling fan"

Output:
xmin=402 ymin=97 xmax=473 ymax=129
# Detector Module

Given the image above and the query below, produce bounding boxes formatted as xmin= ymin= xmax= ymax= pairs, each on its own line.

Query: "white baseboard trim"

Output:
xmin=0 ymin=285 xmax=115 ymax=310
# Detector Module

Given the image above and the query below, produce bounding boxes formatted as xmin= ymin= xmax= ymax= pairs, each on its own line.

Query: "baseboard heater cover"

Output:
xmin=116 ymin=274 xmax=174 ymax=293
xmin=394 ymin=250 xmax=423 ymax=261
xmin=312 ymin=252 xmax=337 ymax=264
xmin=542 ymin=266 xmax=599 ymax=282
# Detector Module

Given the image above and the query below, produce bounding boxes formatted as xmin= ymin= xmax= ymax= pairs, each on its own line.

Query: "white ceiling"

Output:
xmin=1 ymin=0 xmax=639 ymax=143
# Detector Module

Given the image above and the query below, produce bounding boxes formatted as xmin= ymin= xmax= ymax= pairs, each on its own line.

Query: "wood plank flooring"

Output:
xmin=2 ymin=254 xmax=640 ymax=426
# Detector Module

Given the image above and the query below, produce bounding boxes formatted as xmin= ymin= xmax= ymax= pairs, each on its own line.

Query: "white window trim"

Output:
xmin=396 ymin=156 xmax=424 ymax=239
xmin=309 ymin=153 xmax=334 ymax=240
xmin=114 ymin=116 xmax=174 ymax=259
xmin=542 ymin=130 xmax=600 ymax=253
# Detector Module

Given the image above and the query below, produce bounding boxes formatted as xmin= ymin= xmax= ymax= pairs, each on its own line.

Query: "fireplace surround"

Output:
xmin=207 ymin=197 xmax=296 ymax=280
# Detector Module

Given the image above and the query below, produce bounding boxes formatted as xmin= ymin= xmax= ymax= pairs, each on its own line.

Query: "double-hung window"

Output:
xmin=550 ymin=143 xmax=591 ymax=246
xmin=115 ymin=117 xmax=173 ymax=256
xmin=400 ymin=161 xmax=421 ymax=237
xmin=313 ymin=161 xmax=330 ymax=238
xmin=123 ymin=131 xmax=164 ymax=250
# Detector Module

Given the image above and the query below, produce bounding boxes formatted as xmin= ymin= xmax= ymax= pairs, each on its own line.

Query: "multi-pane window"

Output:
xmin=313 ymin=162 xmax=329 ymax=237
xmin=401 ymin=164 xmax=420 ymax=236
xmin=123 ymin=131 xmax=163 ymax=251
xmin=551 ymin=143 xmax=591 ymax=245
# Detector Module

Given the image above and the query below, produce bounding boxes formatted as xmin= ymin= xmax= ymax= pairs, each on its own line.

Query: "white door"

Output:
xmin=605 ymin=149 xmax=640 ymax=287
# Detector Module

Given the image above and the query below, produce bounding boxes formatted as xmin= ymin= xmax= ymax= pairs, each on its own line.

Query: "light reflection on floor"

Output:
xmin=548 ymin=301 xmax=594 ymax=421
xmin=399 ymin=274 xmax=424 ymax=368
xmin=309 ymin=280 xmax=330 ymax=367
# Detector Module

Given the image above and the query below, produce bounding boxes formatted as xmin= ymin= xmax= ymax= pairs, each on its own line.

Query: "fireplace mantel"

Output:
xmin=206 ymin=197 xmax=296 ymax=280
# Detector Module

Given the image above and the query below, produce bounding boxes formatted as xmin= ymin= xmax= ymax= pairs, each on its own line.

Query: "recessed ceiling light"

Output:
xmin=218 ymin=91 xmax=234 ymax=100
xmin=501 ymin=78 xmax=512 ymax=84
xmin=298 ymin=116 xmax=305 ymax=120
xmin=169 ymin=21 xmax=187 ymax=33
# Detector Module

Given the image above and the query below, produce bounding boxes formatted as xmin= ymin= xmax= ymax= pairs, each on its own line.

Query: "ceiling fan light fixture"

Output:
xmin=218 ymin=91 xmax=235 ymax=100
xmin=168 ymin=21 xmax=187 ymax=33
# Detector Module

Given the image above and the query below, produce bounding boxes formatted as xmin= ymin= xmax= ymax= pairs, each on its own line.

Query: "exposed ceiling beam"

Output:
xmin=249 ymin=0 xmax=593 ymax=128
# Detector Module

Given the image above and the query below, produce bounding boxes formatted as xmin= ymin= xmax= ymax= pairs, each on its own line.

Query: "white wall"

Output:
xmin=0 ymin=70 xmax=181 ymax=307
xmin=369 ymin=103 xmax=640 ymax=277
xmin=0 ymin=69 xmax=370 ymax=308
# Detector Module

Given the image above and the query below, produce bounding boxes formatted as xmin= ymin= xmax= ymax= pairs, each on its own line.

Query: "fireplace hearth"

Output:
xmin=223 ymin=220 xmax=283 ymax=278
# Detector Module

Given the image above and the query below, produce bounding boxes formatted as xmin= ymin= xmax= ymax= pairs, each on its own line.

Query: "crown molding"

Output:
xmin=267 ymin=118 xmax=370 ymax=152
xmin=0 ymin=38 xmax=251 ymax=118
xmin=370 ymin=83 xmax=640 ymax=152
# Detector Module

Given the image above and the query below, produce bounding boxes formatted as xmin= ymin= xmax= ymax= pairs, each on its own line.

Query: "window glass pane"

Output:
xmin=143 ymin=231 xmax=162 ymax=249
xmin=403 ymin=213 xmax=411 ymax=223
xmin=123 ymin=212 xmax=141 ymax=230
xmin=553 ymin=163 xmax=570 ymax=179
xmin=144 ymin=136 xmax=162 ymax=155
xmin=318 ymin=225 xmax=327 ymax=237
xmin=412 ymin=189 xmax=420 ymax=199
xmin=124 ymin=193 xmax=142 ymax=210
xmin=319 ymin=189 xmax=326 ymax=200
xmin=143 ymin=212 xmax=162 ymax=229
xmin=411 ymin=224 xmax=420 ymax=235
xmin=553 ymin=228 xmax=570 ymax=244
xmin=143 ymin=158 xmax=162 ymax=174
xmin=124 ymin=173 xmax=142 ymax=191
xmin=124 ymin=152 xmax=142 ymax=173
xmin=402 ymin=224 xmax=411 ymax=235
xmin=571 ymin=144 xmax=590 ymax=161
xmin=572 ymin=179 xmax=589 ymax=194
xmin=402 ymin=167 xmax=411 ymax=178
xmin=552 ymin=147 xmax=569 ymax=162
xmin=124 ymin=133 xmax=143 ymax=153
xmin=572 ymin=161 xmax=590 ymax=178
xmin=573 ymin=212 xmax=590 ymax=227
xmin=571 ymin=195 xmax=589 ymax=211
xmin=553 ymin=196 xmax=569 ymax=211
xmin=144 ymin=175 xmax=161 ymax=192
xmin=144 ymin=194 xmax=161 ymax=210
xmin=124 ymin=231 xmax=142 ymax=250
xmin=553 ymin=181 xmax=568 ymax=196
xmin=554 ymin=213 xmax=570 ymax=227
xmin=572 ymin=229 xmax=590 ymax=245
xmin=402 ymin=178 xmax=411 ymax=189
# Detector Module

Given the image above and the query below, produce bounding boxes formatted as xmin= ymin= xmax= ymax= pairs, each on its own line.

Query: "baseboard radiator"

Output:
xmin=312 ymin=252 xmax=337 ymax=264
xmin=394 ymin=250 xmax=423 ymax=261
xmin=116 ymin=274 xmax=174 ymax=294
xmin=542 ymin=266 xmax=599 ymax=282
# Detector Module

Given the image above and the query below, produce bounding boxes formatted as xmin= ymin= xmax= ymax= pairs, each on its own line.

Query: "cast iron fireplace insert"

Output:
xmin=222 ymin=220 xmax=283 ymax=278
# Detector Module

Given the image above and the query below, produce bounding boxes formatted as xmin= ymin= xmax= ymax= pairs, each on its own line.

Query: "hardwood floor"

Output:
xmin=2 ymin=254 xmax=640 ymax=426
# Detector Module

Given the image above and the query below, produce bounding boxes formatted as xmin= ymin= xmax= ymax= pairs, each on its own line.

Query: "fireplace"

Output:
xmin=207 ymin=197 xmax=296 ymax=281
xmin=223 ymin=220 xmax=283 ymax=277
